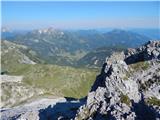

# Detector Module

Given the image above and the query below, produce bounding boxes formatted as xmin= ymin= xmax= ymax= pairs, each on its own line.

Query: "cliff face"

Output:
xmin=75 ymin=41 xmax=160 ymax=120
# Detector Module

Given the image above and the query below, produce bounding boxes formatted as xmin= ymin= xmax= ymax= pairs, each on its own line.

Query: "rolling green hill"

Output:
xmin=1 ymin=40 xmax=98 ymax=107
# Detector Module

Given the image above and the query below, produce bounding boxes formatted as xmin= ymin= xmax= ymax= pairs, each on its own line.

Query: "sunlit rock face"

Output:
xmin=75 ymin=40 xmax=160 ymax=120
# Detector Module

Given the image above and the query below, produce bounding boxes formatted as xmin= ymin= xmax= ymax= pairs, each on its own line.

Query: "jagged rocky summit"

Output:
xmin=75 ymin=40 xmax=160 ymax=120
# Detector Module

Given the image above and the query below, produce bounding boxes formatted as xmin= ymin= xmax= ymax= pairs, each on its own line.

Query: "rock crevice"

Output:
xmin=75 ymin=40 xmax=160 ymax=120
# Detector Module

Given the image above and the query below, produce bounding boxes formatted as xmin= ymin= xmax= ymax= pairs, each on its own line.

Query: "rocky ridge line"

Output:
xmin=75 ymin=40 xmax=160 ymax=120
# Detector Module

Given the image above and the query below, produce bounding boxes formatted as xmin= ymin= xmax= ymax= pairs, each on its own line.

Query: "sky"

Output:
xmin=1 ymin=1 xmax=160 ymax=30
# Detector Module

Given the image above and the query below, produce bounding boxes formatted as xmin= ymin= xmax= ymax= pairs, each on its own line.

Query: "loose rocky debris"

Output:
xmin=0 ymin=75 xmax=23 ymax=83
xmin=18 ymin=53 xmax=36 ymax=65
xmin=1 ymin=98 xmax=83 ymax=120
xmin=1 ymin=82 xmax=45 ymax=108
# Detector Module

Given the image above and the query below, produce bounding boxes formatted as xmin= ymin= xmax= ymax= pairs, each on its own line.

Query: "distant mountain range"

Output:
xmin=130 ymin=28 xmax=160 ymax=39
xmin=2 ymin=28 xmax=155 ymax=67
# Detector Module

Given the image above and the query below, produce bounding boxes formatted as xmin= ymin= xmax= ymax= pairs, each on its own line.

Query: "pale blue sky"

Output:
xmin=2 ymin=1 xmax=160 ymax=30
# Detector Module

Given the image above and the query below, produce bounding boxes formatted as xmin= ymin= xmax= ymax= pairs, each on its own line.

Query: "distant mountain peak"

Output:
xmin=108 ymin=29 xmax=136 ymax=35
xmin=33 ymin=27 xmax=62 ymax=35
xmin=1 ymin=27 xmax=11 ymax=32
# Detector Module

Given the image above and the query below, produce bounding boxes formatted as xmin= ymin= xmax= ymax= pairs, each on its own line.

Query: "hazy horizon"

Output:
xmin=2 ymin=1 xmax=160 ymax=30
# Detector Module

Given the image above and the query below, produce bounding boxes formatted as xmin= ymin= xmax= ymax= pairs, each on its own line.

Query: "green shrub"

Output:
xmin=146 ymin=97 xmax=160 ymax=106
xmin=120 ymin=94 xmax=130 ymax=106
xmin=130 ymin=61 xmax=150 ymax=71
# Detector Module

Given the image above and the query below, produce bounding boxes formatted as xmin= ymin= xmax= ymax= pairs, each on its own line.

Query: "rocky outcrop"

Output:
xmin=124 ymin=40 xmax=160 ymax=64
xmin=75 ymin=40 xmax=160 ymax=120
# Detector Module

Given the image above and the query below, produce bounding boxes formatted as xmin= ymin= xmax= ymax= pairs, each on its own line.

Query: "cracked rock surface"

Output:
xmin=75 ymin=41 xmax=160 ymax=120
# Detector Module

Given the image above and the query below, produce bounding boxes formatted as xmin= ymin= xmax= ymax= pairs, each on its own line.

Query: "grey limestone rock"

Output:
xmin=75 ymin=41 xmax=160 ymax=120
